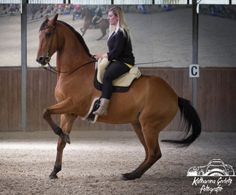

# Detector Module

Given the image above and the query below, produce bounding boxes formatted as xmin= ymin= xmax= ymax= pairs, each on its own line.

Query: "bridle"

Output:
xmin=40 ymin=23 xmax=97 ymax=75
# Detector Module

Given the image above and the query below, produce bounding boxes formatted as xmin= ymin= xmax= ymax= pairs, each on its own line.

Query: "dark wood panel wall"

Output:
xmin=0 ymin=68 xmax=21 ymax=130
xmin=198 ymin=68 xmax=236 ymax=131
xmin=0 ymin=67 xmax=235 ymax=132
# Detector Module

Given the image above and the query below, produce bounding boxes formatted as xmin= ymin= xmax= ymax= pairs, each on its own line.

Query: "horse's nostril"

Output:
xmin=36 ymin=57 xmax=42 ymax=62
xmin=36 ymin=56 xmax=45 ymax=64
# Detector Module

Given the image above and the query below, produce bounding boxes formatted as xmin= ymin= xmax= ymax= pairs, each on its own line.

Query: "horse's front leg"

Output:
xmin=81 ymin=24 xmax=88 ymax=36
xmin=49 ymin=113 xmax=77 ymax=179
xmin=43 ymin=97 xmax=74 ymax=144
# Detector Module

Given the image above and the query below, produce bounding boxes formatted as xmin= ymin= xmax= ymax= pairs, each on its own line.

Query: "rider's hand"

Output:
xmin=95 ymin=53 xmax=107 ymax=60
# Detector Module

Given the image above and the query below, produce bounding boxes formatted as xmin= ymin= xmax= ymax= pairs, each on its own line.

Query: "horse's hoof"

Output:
xmin=121 ymin=172 xmax=141 ymax=180
xmin=60 ymin=133 xmax=71 ymax=144
xmin=49 ymin=173 xmax=58 ymax=179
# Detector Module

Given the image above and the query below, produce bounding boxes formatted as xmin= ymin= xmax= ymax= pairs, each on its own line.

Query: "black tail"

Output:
xmin=162 ymin=97 xmax=201 ymax=146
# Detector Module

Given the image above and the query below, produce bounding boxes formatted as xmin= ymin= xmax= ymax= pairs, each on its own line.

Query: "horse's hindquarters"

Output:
xmin=96 ymin=76 xmax=178 ymax=126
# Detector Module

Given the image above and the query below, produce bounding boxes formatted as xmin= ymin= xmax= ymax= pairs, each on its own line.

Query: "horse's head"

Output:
xmin=36 ymin=14 xmax=58 ymax=66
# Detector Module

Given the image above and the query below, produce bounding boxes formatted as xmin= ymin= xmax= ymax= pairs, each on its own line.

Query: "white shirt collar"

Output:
xmin=115 ymin=24 xmax=119 ymax=33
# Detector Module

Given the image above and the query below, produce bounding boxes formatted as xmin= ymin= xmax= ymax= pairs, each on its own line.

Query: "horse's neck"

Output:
xmin=56 ymin=26 xmax=92 ymax=73
xmin=55 ymin=25 xmax=96 ymax=100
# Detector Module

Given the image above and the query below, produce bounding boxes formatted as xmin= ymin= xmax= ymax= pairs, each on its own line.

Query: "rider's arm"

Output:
xmin=107 ymin=30 xmax=126 ymax=61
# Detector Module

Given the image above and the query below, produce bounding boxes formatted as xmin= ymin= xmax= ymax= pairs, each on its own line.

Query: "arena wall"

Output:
xmin=0 ymin=67 xmax=235 ymax=132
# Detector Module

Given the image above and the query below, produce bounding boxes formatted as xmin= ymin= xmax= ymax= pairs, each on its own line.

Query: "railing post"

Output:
xmin=21 ymin=0 xmax=27 ymax=131
xmin=192 ymin=0 xmax=199 ymax=108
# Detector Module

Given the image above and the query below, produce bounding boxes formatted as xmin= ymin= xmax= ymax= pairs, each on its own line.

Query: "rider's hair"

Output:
xmin=108 ymin=6 xmax=131 ymax=40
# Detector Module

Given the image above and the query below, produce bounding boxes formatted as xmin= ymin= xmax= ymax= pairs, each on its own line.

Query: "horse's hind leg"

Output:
xmin=49 ymin=113 xmax=76 ymax=179
xmin=80 ymin=24 xmax=88 ymax=36
xmin=122 ymin=121 xmax=149 ymax=179
xmin=122 ymin=122 xmax=162 ymax=180
xmin=131 ymin=121 xmax=148 ymax=161
xmin=80 ymin=28 xmax=85 ymax=36
xmin=96 ymin=28 xmax=106 ymax=40
xmin=80 ymin=27 xmax=83 ymax=32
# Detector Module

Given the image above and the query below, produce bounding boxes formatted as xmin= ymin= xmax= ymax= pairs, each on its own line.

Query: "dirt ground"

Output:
xmin=0 ymin=130 xmax=235 ymax=195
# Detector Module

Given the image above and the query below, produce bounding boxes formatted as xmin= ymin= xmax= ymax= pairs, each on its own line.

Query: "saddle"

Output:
xmin=94 ymin=57 xmax=141 ymax=92
xmin=84 ymin=58 xmax=141 ymax=123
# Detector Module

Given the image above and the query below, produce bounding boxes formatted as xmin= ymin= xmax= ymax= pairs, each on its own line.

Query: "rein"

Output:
xmin=43 ymin=63 xmax=57 ymax=74
xmin=43 ymin=58 xmax=97 ymax=75
xmin=43 ymin=59 xmax=171 ymax=74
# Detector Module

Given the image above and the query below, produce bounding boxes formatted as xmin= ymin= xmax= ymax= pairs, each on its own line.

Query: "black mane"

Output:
xmin=58 ymin=20 xmax=92 ymax=57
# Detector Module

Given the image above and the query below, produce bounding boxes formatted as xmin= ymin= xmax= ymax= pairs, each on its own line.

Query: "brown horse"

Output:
xmin=36 ymin=15 xmax=201 ymax=180
xmin=80 ymin=7 xmax=109 ymax=40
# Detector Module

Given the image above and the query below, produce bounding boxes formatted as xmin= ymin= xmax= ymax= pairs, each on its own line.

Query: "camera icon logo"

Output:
xmin=187 ymin=159 xmax=235 ymax=176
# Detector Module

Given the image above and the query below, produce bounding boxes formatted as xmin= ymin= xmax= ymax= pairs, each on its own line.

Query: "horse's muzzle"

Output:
xmin=36 ymin=56 xmax=50 ymax=66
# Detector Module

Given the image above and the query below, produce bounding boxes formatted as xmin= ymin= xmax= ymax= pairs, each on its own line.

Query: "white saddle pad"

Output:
xmin=96 ymin=57 xmax=141 ymax=87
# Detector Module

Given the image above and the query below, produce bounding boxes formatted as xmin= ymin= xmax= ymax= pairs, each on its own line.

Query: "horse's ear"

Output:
xmin=40 ymin=16 xmax=49 ymax=31
xmin=52 ymin=14 xmax=58 ymax=26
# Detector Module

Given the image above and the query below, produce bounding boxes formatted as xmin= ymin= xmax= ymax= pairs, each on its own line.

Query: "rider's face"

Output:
xmin=108 ymin=11 xmax=118 ymax=26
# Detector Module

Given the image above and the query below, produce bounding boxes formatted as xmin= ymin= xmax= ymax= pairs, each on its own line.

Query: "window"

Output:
xmin=198 ymin=0 xmax=229 ymax=4
xmin=199 ymin=4 xmax=236 ymax=67
xmin=114 ymin=0 xmax=152 ymax=4
xmin=155 ymin=0 xmax=188 ymax=4
xmin=28 ymin=0 xmax=63 ymax=3
xmin=71 ymin=0 xmax=111 ymax=4
xmin=0 ymin=3 xmax=21 ymax=66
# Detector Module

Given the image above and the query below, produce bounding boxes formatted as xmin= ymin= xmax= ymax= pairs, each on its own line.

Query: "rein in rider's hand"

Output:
xmin=95 ymin=53 xmax=108 ymax=60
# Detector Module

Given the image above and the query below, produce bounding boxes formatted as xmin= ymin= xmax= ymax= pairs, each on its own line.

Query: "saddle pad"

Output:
xmin=97 ymin=57 xmax=141 ymax=87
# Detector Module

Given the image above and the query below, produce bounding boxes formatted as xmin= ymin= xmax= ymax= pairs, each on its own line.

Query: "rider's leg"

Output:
xmin=94 ymin=61 xmax=130 ymax=116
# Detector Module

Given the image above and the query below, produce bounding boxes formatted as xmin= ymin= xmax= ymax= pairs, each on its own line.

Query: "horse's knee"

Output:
xmin=43 ymin=109 xmax=50 ymax=119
